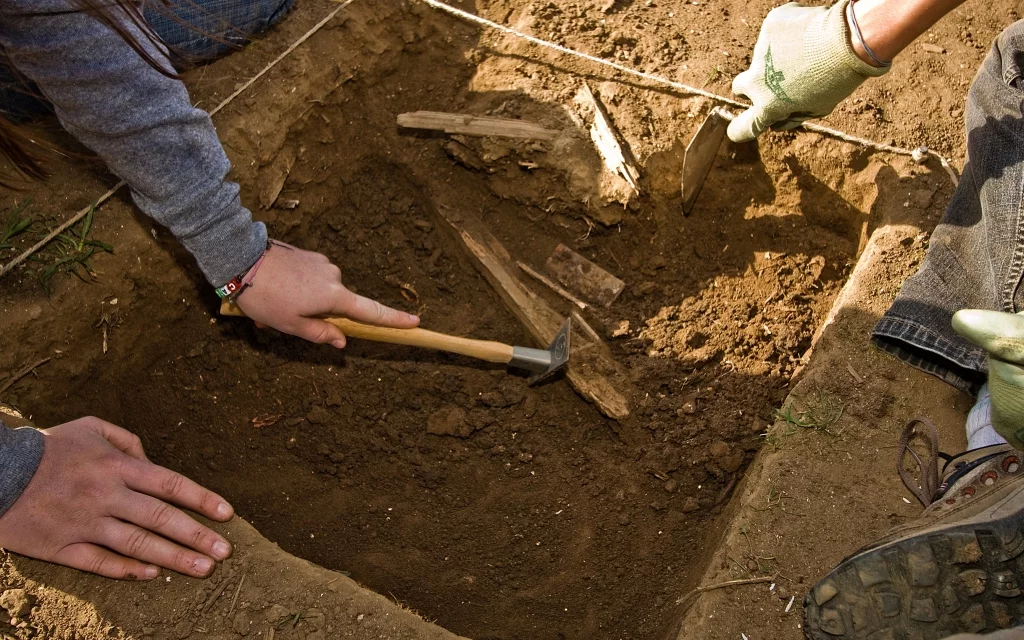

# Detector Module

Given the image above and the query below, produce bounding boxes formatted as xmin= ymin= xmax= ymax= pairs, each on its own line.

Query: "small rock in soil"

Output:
xmin=232 ymin=610 xmax=252 ymax=635
xmin=0 ymin=589 xmax=33 ymax=619
xmin=427 ymin=407 xmax=472 ymax=438
xmin=680 ymin=497 xmax=700 ymax=513
xmin=479 ymin=391 xmax=510 ymax=408
xmin=306 ymin=405 xmax=331 ymax=425
xmin=610 ymin=320 xmax=630 ymax=338
xmin=264 ymin=604 xmax=289 ymax=624
xmin=709 ymin=441 xmax=730 ymax=460
xmin=663 ymin=479 xmax=679 ymax=493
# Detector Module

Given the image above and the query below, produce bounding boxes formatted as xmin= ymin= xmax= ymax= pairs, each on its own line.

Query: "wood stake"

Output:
xmin=437 ymin=208 xmax=633 ymax=423
xmin=575 ymin=83 xmax=640 ymax=195
xmin=517 ymin=261 xmax=587 ymax=309
xmin=397 ymin=111 xmax=559 ymax=141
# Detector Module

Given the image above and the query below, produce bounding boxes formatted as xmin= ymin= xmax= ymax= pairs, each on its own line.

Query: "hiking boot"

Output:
xmin=804 ymin=418 xmax=1024 ymax=639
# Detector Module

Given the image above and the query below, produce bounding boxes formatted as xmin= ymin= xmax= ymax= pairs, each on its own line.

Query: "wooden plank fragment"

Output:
xmin=259 ymin=146 xmax=297 ymax=210
xmin=681 ymin=107 xmax=729 ymax=215
xmin=397 ymin=111 xmax=559 ymax=141
xmin=545 ymin=243 xmax=625 ymax=307
xmin=438 ymin=210 xmax=632 ymax=422
xmin=517 ymin=261 xmax=587 ymax=310
xmin=575 ymin=83 xmax=641 ymax=195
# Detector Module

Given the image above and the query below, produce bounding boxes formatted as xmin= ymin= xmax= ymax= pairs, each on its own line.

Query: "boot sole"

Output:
xmin=804 ymin=510 xmax=1024 ymax=639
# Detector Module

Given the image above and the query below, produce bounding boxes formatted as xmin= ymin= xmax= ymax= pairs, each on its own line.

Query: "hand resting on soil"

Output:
xmin=0 ymin=417 xmax=234 ymax=579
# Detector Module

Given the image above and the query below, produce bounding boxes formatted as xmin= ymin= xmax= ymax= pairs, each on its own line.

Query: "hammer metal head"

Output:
xmin=509 ymin=318 xmax=572 ymax=385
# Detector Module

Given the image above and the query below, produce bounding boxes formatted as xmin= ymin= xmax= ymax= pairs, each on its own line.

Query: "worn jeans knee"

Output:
xmin=0 ymin=0 xmax=295 ymax=118
xmin=873 ymin=19 xmax=1024 ymax=393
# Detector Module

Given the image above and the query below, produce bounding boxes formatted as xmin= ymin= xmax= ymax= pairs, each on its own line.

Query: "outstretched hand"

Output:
xmin=234 ymin=241 xmax=419 ymax=348
xmin=0 ymin=417 xmax=234 ymax=579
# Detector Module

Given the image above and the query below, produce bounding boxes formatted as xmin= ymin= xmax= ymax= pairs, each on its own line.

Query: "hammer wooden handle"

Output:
xmin=220 ymin=300 xmax=514 ymax=364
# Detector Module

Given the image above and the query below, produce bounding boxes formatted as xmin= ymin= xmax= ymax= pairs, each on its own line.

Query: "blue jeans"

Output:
xmin=0 ymin=0 xmax=294 ymax=118
xmin=874 ymin=20 xmax=1024 ymax=394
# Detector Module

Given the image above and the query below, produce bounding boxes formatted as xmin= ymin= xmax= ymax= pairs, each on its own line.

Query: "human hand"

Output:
xmin=727 ymin=0 xmax=888 ymax=142
xmin=953 ymin=310 xmax=1024 ymax=449
xmin=0 ymin=417 xmax=234 ymax=579
xmin=233 ymin=240 xmax=419 ymax=348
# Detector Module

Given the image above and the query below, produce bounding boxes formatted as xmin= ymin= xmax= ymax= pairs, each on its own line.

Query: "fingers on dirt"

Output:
xmin=55 ymin=542 xmax=160 ymax=580
xmin=124 ymin=461 xmax=234 ymax=522
xmin=113 ymin=491 xmax=232 ymax=561
xmin=99 ymin=520 xmax=218 ymax=578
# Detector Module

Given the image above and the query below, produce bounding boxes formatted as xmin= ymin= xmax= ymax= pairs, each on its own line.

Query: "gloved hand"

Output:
xmin=728 ymin=0 xmax=889 ymax=142
xmin=953 ymin=310 xmax=1024 ymax=449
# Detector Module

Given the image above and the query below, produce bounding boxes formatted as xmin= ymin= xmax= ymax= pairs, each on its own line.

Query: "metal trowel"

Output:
xmin=220 ymin=300 xmax=571 ymax=384
xmin=681 ymin=107 xmax=734 ymax=215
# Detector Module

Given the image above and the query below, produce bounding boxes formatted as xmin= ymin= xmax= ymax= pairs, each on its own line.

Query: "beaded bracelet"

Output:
xmin=214 ymin=241 xmax=272 ymax=300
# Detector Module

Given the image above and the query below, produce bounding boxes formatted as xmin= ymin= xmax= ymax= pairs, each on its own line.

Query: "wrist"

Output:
xmin=847 ymin=0 xmax=892 ymax=68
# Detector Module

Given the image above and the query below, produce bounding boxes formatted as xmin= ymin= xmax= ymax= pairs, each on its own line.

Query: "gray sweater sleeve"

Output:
xmin=0 ymin=0 xmax=267 ymax=286
xmin=0 ymin=420 xmax=43 ymax=517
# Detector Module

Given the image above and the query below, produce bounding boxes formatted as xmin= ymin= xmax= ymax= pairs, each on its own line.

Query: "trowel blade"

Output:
xmin=681 ymin=107 xmax=731 ymax=215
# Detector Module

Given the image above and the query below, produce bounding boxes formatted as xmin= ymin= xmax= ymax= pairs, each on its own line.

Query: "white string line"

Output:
xmin=0 ymin=0 xmax=358 ymax=280
xmin=418 ymin=0 xmax=960 ymax=185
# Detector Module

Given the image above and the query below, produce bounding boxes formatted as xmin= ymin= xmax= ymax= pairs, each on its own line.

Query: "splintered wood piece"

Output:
xmin=259 ymin=146 xmax=297 ymax=210
xmin=438 ymin=210 xmax=632 ymax=422
xmin=397 ymin=111 xmax=559 ymax=141
xmin=681 ymin=107 xmax=730 ymax=215
xmin=575 ymin=83 xmax=640 ymax=195
xmin=545 ymin=244 xmax=625 ymax=307
xmin=517 ymin=261 xmax=587 ymax=310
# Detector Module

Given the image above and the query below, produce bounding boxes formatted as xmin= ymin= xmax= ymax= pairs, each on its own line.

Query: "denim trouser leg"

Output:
xmin=873 ymin=20 xmax=1024 ymax=395
xmin=143 ymin=0 xmax=295 ymax=64
xmin=0 ymin=0 xmax=294 ymax=118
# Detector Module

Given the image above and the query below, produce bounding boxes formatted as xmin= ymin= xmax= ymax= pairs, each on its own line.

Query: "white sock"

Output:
xmin=966 ymin=383 xmax=1008 ymax=450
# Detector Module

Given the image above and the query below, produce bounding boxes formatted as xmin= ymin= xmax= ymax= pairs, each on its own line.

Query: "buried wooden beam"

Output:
xmin=397 ymin=111 xmax=559 ymax=141
xmin=438 ymin=208 xmax=633 ymax=422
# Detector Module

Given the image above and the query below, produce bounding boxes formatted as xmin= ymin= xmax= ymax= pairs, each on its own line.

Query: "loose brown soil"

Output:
xmin=0 ymin=0 xmax=995 ymax=638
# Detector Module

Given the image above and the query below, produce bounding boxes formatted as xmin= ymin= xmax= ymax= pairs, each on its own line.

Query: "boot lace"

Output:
xmin=897 ymin=417 xmax=941 ymax=506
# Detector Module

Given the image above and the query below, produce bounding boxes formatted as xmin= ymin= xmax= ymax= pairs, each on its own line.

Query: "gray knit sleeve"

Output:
xmin=0 ymin=0 xmax=267 ymax=286
xmin=0 ymin=421 xmax=44 ymax=517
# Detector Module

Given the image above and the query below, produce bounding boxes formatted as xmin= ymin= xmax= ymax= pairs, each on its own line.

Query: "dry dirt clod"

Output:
xmin=232 ymin=610 xmax=252 ymax=635
xmin=306 ymin=406 xmax=331 ymax=425
xmin=427 ymin=407 xmax=472 ymax=438
xmin=0 ymin=589 xmax=33 ymax=620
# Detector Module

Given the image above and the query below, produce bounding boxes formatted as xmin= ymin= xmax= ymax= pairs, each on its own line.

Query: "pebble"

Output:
xmin=0 ymin=589 xmax=32 ymax=619
xmin=663 ymin=479 xmax=679 ymax=493
xmin=306 ymin=405 xmax=331 ymax=425
xmin=681 ymin=497 xmax=700 ymax=513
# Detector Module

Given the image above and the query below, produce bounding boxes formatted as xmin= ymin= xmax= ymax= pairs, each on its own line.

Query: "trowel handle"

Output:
xmin=220 ymin=300 xmax=515 ymax=364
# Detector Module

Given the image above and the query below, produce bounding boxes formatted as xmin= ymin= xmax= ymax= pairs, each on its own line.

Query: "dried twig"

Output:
xmin=227 ymin=571 xmax=247 ymax=616
xmin=0 ymin=357 xmax=52 ymax=395
xmin=676 ymin=575 xmax=776 ymax=606
xmin=201 ymin=577 xmax=232 ymax=616
xmin=517 ymin=262 xmax=586 ymax=309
